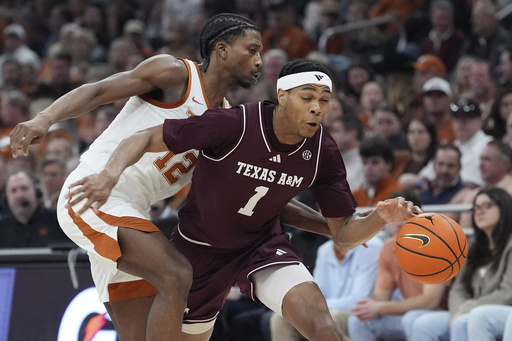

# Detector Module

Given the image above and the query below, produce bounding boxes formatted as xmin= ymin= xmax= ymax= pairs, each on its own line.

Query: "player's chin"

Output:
xmin=239 ymin=79 xmax=254 ymax=89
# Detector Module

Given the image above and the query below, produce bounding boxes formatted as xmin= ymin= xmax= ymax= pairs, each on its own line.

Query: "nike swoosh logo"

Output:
xmin=400 ymin=234 xmax=430 ymax=247
xmin=192 ymin=96 xmax=202 ymax=105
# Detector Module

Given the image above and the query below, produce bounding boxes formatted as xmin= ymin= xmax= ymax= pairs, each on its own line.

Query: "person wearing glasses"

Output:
xmin=451 ymin=97 xmax=493 ymax=188
xmin=400 ymin=187 xmax=512 ymax=341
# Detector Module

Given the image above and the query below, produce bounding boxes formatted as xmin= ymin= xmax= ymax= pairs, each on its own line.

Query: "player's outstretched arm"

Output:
xmin=327 ymin=197 xmax=422 ymax=249
xmin=65 ymin=124 xmax=168 ymax=215
xmin=10 ymin=55 xmax=188 ymax=157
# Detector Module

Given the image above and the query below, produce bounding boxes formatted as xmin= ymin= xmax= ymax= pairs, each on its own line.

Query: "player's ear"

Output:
xmin=277 ymin=88 xmax=287 ymax=106
xmin=216 ymin=42 xmax=228 ymax=60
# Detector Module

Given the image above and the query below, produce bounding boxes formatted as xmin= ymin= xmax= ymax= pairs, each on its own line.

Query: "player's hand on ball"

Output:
xmin=65 ymin=172 xmax=117 ymax=215
xmin=376 ymin=196 xmax=422 ymax=223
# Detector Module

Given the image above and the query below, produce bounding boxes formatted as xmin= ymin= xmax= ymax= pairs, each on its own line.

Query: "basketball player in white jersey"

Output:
xmin=10 ymin=13 xmax=330 ymax=341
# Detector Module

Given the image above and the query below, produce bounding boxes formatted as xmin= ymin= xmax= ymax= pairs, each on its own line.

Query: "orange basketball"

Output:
xmin=395 ymin=213 xmax=468 ymax=284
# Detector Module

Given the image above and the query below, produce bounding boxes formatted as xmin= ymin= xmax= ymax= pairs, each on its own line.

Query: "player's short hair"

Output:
xmin=278 ymin=59 xmax=333 ymax=80
xmin=199 ymin=13 xmax=260 ymax=70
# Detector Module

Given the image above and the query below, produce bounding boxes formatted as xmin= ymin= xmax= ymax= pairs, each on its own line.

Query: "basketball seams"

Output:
xmin=404 ymin=221 xmax=459 ymax=262
xmin=439 ymin=214 xmax=466 ymax=261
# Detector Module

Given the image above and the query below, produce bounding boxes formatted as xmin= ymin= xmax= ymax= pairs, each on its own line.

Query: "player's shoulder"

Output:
xmin=137 ymin=54 xmax=189 ymax=80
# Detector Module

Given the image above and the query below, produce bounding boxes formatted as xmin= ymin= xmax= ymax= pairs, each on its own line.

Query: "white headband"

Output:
xmin=276 ymin=71 xmax=332 ymax=93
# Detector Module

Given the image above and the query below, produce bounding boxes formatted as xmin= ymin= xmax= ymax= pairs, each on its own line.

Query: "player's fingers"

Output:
xmin=411 ymin=205 xmax=422 ymax=215
xmin=66 ymin=186 xmax=88 ymax=200
xmin=77 ymin=203 xmax=92 ymax=216
xmin=67 ymin=178 xmax=86 ymax=190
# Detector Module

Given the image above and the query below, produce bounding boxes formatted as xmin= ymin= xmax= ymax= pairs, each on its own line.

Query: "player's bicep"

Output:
xmin=94 ymin=56 xmax=187 ymax=103
xmin=145 ymin=124 xmax=169 ymax=153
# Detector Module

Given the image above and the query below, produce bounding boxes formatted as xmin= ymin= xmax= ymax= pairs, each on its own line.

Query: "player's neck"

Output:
xmin=201 ymin=69 xmax=229 ymax=109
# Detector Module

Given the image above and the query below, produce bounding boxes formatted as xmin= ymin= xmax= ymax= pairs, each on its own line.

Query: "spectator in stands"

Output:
xmin=270 ymin=235 xmax=384 ymax=339
xmin=32 ymin=48 xmax=82 ymax=100
xmin=0 ymin=90 xmax=31 ymax=160
xmin=328 ymin=115 xmax=365 ymax=191
xmin=421 ymin=77 xmax=455 ymax=144
xmin=403 ymin=54 xmax=446 ymax=124
xmin=358 ymin=80 xmax=386 ymax=132
xmin=0 ymin=23 xmax=41 ymax=87
xmin=418 ymin=0 xmax=467 ymax=74
xmin=68 ymin=27 xmax=107 ymax=82
xmin=465 ymin=304 xmax=512 ymax=341
xmin=418 ymin=144 xmax=466 ymax=205
xmin=462 ymin=0 xmax=510 ymax=71
xmin=44 ymin=137 xmax=79 ymax=172
xmin=483 ymin=87 xmax=512 ymax=140
xmin=451 ymin=97 xmax=493 ymax=188
xmin=79 ymin=3 xmax=110 ymax=51
xmin=348 ymin=189 xmax=448 ymax=341
xmin=395 ymin=117 xmax=438 ymax=187
xmin=0 ymin=59 xmax=22 ymax=91
xmin=39 ymin=157 xmax=67 ymax=209
xmin=352 ymin=136 xmax=404 ymax=206
xmin=122 ymin=19 xmax=154 ymax=59
xmin=402 ymin=187 xmax=512 ymax=341
xmin=372 ymin=101 xmax=408 ymax=151
xmin=0 ymin=169 xmax=68 ymax=248
xmin=497 ymin=44 xmax=512 ymax=88
xmin=262 ymin=0 xmax=314 ymax=60
xmin=42 ymin=3 xmax=74 ymax=57
xmin=341 ymin=59 xmax=374 ymax=115
xmin=107 ymin=37 xmax=139 ymax=75
xmin=451 ymin=139 xmax=512 ymax=227
xmin=451 ymin=55 xmax=477 ymax=100
xmin=468 ymin=58 xmax=496 ymax=120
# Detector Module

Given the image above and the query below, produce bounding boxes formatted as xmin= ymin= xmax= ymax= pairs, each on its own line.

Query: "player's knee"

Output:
xmin=303 ymin=312 xmax=343 ymax=340
xmin=158 ymin=255 xmax=193 ymax=295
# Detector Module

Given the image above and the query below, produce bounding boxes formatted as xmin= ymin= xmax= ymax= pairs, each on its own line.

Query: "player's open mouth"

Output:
xmin=251 ymin=72 xmax=261 ymax=82
xmin=307 ymin=123 xmax=317 ymax=127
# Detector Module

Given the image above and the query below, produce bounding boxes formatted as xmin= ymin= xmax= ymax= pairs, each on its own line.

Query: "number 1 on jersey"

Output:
xmin=238 ymin=186 xmax=269 ymax=217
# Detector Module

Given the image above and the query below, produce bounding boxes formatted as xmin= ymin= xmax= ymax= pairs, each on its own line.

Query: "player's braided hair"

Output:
xmin=199 ymin=13 xmax=260 ymax=71
xmin=278 ymin=59 xmax=333 ymax=80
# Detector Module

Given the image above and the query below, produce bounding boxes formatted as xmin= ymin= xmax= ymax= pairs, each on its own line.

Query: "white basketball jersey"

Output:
xmin=78 ymin=58 xmax=229 ymax=211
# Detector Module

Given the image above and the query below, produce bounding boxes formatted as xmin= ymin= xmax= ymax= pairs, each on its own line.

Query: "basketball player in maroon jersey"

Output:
xmin=66 ymin=59 xmax=421 ymax=340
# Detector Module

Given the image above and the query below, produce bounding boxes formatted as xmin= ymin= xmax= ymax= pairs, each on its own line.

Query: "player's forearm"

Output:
xmin=330 ymin=210 xmax=387 ymax=249
xmin=280 ymin=199 xmax=331 ymax=236
xmin=101 ymin=127 xmax=165 ymax=182
xmin=39 ymin=83 xmax=107 ymax=126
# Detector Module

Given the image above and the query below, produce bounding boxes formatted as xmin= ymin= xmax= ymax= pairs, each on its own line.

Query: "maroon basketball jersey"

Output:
xmin=162 ymin=101 xmax=357 ymax=249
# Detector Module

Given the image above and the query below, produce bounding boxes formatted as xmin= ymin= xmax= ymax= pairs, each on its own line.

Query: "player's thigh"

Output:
xmin=116 ymin=227 xmax=192 ymax=285
xmin=253 ymin=263 xmax=315 ymax=317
